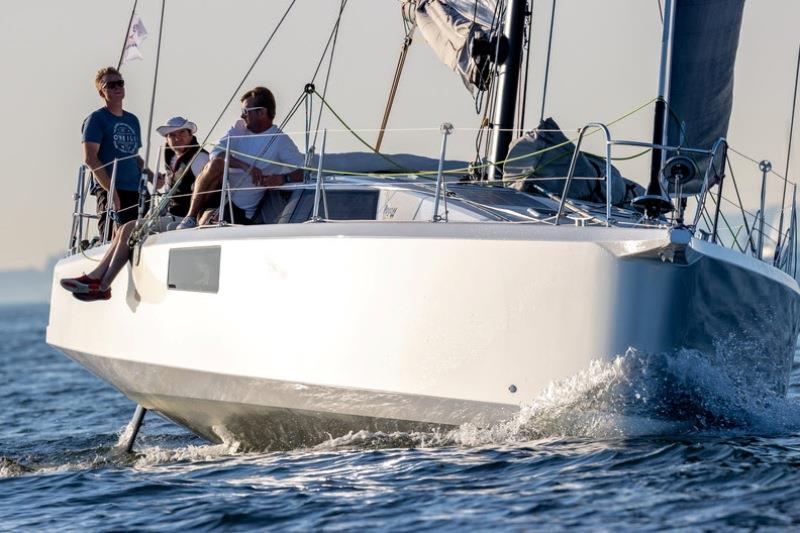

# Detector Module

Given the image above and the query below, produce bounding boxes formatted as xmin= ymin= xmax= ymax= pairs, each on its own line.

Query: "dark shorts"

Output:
xmin=96 ymin=189 xmax=144 ymax=238
xmin=221 ymin=201 xmax=255 ymax=225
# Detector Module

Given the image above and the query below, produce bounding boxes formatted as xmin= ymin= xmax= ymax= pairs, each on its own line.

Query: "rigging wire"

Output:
xmin=312 ymin=0 xmax=349 ymax=149
xmin=202 ymin=0 xmax=298 ymax=146
xmin=539 ymin=0 xmax=556 ymax=123
xmin=309 ymin=0 xmax=348 ymax=83
xmin=132 ymin=0 xmax=298 ymax=243
xmin=139 ymin=0 xmax=166 ymax=220
xmin=775 ymin=43 xmax=800 ymax=263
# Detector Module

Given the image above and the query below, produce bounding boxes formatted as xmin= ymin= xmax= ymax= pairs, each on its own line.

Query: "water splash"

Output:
xmin=0 ymin=456 xmax=33 ymax=478
xmin=317 ymin=347 xmax=800 ymax=450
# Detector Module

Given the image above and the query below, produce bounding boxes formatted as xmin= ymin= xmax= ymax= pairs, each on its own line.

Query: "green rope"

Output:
xmin=313 ymin=89 xmax=409 ymax=172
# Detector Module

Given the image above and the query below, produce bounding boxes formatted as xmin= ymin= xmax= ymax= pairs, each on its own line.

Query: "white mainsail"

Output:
xmin=402 ymin=0 xmax=500 ymax=91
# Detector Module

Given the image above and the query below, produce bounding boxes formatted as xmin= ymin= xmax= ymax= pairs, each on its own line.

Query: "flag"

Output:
xmin=121 ymin=15 xmax=148 ymax=65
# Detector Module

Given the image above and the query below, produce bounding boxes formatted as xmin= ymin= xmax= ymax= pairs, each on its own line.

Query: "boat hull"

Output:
xmin=46 ymin=223 xmax=800 ymax=449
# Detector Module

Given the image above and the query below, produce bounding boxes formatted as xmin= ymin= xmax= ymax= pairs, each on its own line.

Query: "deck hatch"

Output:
xmin=167 ymin=246 xmax=221 ymax=293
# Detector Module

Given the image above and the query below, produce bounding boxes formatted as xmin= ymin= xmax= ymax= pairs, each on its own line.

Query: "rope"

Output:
xmin=376 ymin=24 xmax=415 ymax=152
xmin=312 ymin=89 xmax=409 ymax=171
xmin=203 ymin=95 xmax=658 ymax=179
xmin=122 ymin=94 xmax=657 ymax=245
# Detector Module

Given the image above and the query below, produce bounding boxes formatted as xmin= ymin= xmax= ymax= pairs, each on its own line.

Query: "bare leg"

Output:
xmin=85 ymin=220 xmax=136 ymax=282
xmin=93 ymin=221 xmax=136 ymax=291
xmin=185 ymin=158 xmax=224 ymax=219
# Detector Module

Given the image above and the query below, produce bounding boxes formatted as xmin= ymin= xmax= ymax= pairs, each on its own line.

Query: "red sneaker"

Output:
xmin=60 ymin=274 xmax=102 ymax=294
xmin=72 ymin=288 xmax=112 ymax=302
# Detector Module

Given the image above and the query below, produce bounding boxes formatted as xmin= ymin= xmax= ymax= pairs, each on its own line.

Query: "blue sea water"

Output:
xmin=3 ymin=303 xmax=800 ymax=531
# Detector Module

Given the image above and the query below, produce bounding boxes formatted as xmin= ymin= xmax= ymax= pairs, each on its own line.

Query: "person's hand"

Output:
xmin=155 ymin=172 xmax=166 ymax=190
xmin=262 ymin=174 xmax=284 ymax=187
xmin=250 ymin=167 xmax=264 ymax=185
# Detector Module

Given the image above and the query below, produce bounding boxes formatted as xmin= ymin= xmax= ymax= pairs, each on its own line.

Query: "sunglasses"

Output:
xmin=240 ymin=106 xmax=265 ymax=118
xmin=103 ymin=80 xmax=125 ymax=90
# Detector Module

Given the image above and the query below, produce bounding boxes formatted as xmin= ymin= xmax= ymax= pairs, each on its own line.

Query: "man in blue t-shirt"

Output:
xmin=82 ymin=66 xmax=150 ymax=238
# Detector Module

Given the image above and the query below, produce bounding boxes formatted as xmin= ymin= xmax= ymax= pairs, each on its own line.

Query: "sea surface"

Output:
xmin=3 ymin=303 xmax=800 ymax=531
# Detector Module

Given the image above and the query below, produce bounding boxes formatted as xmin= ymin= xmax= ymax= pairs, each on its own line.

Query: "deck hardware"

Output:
xmin=103 ymin=158 xmax=119 ymax=244
xmin=69 ymin=166 xmax=86 ymax=252
xmin=312 ymin=129 xmax=328 ymax=221
xmin=663 ymin=155 xmax=698 ymax=225
xmin=508 ymin=384 xmax=517 ymax=393
xmin=432 ymin=122 xmax=453 ymax=222
xmin=556 ymin=123 xmax=613 ymax=226
xmin=219 ymin=137 xmax=232 ymax=226
xmin=758 ymin=160 xmax=771 ymax=259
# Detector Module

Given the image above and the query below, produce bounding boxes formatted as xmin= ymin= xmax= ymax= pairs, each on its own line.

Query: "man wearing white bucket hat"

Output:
xmin=155 ymin=116 xmax=212 ymax=229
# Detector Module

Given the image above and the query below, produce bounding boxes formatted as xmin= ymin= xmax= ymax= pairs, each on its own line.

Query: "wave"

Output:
xmin=5 ymin=347 xmax=800 ymax=475
xmin=316 ymin=347 xmax=800 ymax=450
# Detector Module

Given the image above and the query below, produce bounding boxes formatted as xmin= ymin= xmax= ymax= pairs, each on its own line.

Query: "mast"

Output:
xmin=487 ymin=0 xmax=527 ymax=181
xmin=633 ymin=0 xmax=676 ymax=216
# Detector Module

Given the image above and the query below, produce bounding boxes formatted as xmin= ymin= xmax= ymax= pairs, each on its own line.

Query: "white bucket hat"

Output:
xmin=156 ymin=116 xmax=197 ymax=136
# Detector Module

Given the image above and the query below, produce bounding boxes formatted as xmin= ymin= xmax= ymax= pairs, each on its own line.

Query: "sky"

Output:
xmin=1 ymin=0 xmax=798 ymax=271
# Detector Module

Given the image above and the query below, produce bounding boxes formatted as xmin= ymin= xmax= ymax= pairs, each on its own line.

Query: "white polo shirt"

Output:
xmin=212 ymin=121 xmax=304 ymax=218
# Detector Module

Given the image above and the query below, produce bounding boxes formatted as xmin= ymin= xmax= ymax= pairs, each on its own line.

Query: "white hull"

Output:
xmin=47 ymin=223 xmax=800 ymax=448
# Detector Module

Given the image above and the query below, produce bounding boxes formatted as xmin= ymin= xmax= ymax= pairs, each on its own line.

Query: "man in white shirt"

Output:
xmin=177 ymin=86 xmax=304 ymax=228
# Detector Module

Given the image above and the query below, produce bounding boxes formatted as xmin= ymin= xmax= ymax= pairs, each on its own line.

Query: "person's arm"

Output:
xmin=190 ymin=152 xmax=210 ymax=177
xmin=136 ymin=155 xmax=154 ymax=181
xmin=254 ymin=135 xmax=304 ymax=186
xmin=211 ymin=151 xmax=265 ymax=183
xmin=83 ymin=142 xmax=120 ymax=210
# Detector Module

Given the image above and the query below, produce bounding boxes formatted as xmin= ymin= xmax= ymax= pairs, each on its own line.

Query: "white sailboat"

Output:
xmin=47 ymin=0 xmax=800 ymax=450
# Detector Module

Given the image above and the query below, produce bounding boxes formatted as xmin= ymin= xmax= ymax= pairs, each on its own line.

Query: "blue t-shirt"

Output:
xmin=81 ymin=108 xmax=142 ymax=191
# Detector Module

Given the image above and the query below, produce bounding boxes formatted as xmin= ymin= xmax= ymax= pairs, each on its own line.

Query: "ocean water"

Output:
xmin=3 ymin=304 xmax=800 ymax=531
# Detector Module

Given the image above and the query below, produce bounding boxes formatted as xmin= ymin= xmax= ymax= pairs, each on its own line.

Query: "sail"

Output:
xmin=665 ymin=0 xmax=745 ymax=194
xmin=402 ymin=0 xmax=500 ymax=91
xmin=505 ymin=118 xmax=636 ymax=206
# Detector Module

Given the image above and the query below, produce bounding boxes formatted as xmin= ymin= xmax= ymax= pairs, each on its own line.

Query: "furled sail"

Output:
xmin=402 ymin=0 xmax=501 ymax=92
xmin=504 ymin=118 xmax=639 ymax=207
xmin=665 ymin=0 xmax=745 ymax=194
